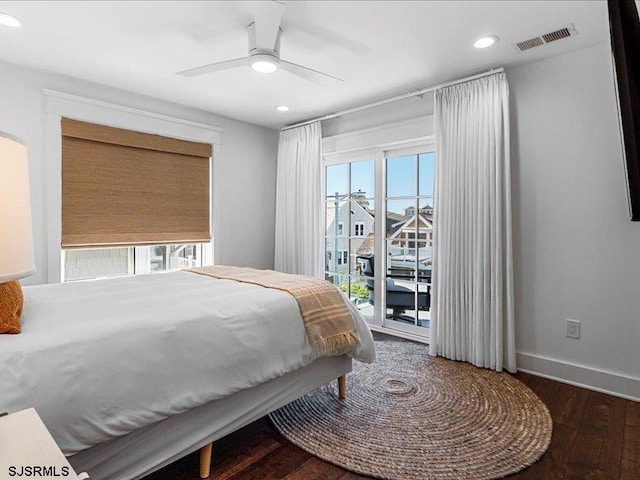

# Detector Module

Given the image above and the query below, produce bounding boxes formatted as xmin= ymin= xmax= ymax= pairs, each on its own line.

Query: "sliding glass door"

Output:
xmin=324 ymin=144 xmax=435 ymax=340
xmin=384 ymin=148 xmax=435 ymax=337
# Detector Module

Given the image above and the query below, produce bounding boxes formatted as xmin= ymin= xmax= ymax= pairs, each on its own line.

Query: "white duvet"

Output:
xmin=0 ymin=271 xmax=375 ymax=455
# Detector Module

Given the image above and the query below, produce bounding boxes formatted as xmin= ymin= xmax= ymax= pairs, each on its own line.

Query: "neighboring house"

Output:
xmin=326 ymin=195 xmax=434 ymax=278
xmin=389 ymin=206 xmax=434 ymax=251
xmin=385 ymin=205 xmax=434 ymax=280
xmin=325 ymin=192 xmax=375 ymax=276
xmin=388 ymin=214 xmax=433 ymax=280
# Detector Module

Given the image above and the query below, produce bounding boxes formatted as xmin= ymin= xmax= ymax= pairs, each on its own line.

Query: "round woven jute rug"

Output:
xmin=270 ymin=340 xmax=552 ymax=480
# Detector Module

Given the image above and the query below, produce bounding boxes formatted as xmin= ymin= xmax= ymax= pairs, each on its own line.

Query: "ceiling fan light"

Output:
xmin=249 ymin=53 xmax=279 ymax=73
xmin=252 ymin=61 xmax=278 ymax=73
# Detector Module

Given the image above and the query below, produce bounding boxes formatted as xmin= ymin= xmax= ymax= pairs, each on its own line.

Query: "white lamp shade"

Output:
xmin=0 ymin=133 xmax=35 ymax=283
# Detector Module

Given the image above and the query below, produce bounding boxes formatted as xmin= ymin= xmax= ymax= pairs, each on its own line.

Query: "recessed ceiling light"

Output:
xmin=474 ymin=35 xmax=499 ymax=49
xmin=0 ymin=12 xmax=21 ymax=28
xmin=276 ymin=106 xmax=290 ymax=112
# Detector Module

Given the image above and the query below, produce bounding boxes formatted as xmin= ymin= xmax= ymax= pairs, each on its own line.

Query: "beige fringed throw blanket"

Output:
xmin=186 ymin=266 xmax=360 ymax=358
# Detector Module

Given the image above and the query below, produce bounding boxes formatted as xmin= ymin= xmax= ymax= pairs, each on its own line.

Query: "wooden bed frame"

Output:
xmin=197 ymin=375 xmax=347 ymax=478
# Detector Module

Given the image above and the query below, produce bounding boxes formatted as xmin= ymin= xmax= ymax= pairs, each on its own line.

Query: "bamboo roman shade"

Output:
xmin=61 ymin=118 xmax=211 ymax=248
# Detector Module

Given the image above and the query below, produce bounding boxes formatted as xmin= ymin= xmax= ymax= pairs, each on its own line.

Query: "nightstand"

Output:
xmin=0 ymin=408 xmax=90 ymax=480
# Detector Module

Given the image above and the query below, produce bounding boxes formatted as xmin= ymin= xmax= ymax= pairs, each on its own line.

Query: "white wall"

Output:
xmin=508 ymin=43 xmax=640 ymax=398
xmin=0 ymin=61 xmax=278 ymax=285
xmin=322 ymin=93 xmax=434 ymax=138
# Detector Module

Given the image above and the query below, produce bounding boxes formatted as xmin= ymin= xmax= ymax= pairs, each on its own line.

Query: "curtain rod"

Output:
xmin=281 ymin=67 xmax=504 ymax=132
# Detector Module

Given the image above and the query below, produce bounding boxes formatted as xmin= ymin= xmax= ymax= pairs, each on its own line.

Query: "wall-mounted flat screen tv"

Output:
xmin=608 ymin=0 xmax=640 ymax=221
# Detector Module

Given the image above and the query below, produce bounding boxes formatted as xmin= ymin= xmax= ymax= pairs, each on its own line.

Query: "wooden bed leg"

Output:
xmin=338 ymin=375 xmax=346 ymax=400
xmin=199 ymin=443 xmax=213 ymax=479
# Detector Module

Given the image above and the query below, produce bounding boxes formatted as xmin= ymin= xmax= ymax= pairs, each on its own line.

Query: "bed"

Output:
xmin=0 ymin=269 xmax=375 ymax=480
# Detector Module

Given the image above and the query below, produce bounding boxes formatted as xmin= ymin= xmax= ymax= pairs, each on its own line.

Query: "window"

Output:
xmin=63 ymin=243 xmax=211 ymax=282
xmin=60 ymin=119 xmax=213 ymax=282
xmin=337 ymin=249 xmax=349 ymax=265
xmin=324 ymin=145 xmax=435 ymax=338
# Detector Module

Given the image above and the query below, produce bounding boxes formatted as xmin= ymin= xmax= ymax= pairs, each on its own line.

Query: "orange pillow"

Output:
xmin=0 ymin=280 xmax=23 ymax=334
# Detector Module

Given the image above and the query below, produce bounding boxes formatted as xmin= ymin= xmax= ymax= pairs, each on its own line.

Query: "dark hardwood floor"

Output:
xmin=146 ymin=335 xmax=640 ymax=480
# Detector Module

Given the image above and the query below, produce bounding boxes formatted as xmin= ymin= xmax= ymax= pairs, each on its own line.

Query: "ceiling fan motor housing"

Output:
xmin=248 ymin=22 xmax=282 ymax=59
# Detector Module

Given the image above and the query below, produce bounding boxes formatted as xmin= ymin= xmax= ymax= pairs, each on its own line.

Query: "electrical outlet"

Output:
xmin=566 ymin=319 xmax=581 ymax=339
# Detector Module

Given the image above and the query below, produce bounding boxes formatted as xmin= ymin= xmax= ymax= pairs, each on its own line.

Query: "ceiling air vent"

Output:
xmin=513 ymin=24 xmax=578 ymax=52
xmin=542 ymin=27 xmax=572 ymax=43
xmin=516 ymin=37 xmax=544 ymax=51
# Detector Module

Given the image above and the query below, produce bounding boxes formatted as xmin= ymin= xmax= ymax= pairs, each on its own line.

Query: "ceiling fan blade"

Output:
xmin=253 ymin=1 xmax=284 ymax=50
xmin=177 ymin=57 xmax=248 ymax=77
xmin=280 ymin=60 xmax=344 ymax=85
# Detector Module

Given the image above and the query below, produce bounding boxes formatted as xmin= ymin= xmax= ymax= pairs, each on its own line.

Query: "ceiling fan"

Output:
xmin=177 ymin=2 xmax=343 ymax=85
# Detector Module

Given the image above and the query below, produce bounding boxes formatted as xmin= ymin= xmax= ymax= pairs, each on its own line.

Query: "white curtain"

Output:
xmin=274 ymin=122 xmax=323 ymax=277
xmin=430 ymin=72 xmax=516 ymax=373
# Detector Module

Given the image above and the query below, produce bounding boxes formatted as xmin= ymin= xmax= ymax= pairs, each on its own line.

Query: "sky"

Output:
xmin=325 ymin=152 xmax=434 ymax=200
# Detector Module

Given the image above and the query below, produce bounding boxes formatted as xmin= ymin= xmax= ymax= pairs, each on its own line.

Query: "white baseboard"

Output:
xmin=367 ymin=330 xmax=640 ymax=402
xmin=517 ymin=352 xmax=640 ymax=403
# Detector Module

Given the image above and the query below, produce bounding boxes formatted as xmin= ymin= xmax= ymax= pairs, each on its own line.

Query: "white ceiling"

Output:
xmin=0 ymin=1 xmax=609 ymax=129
